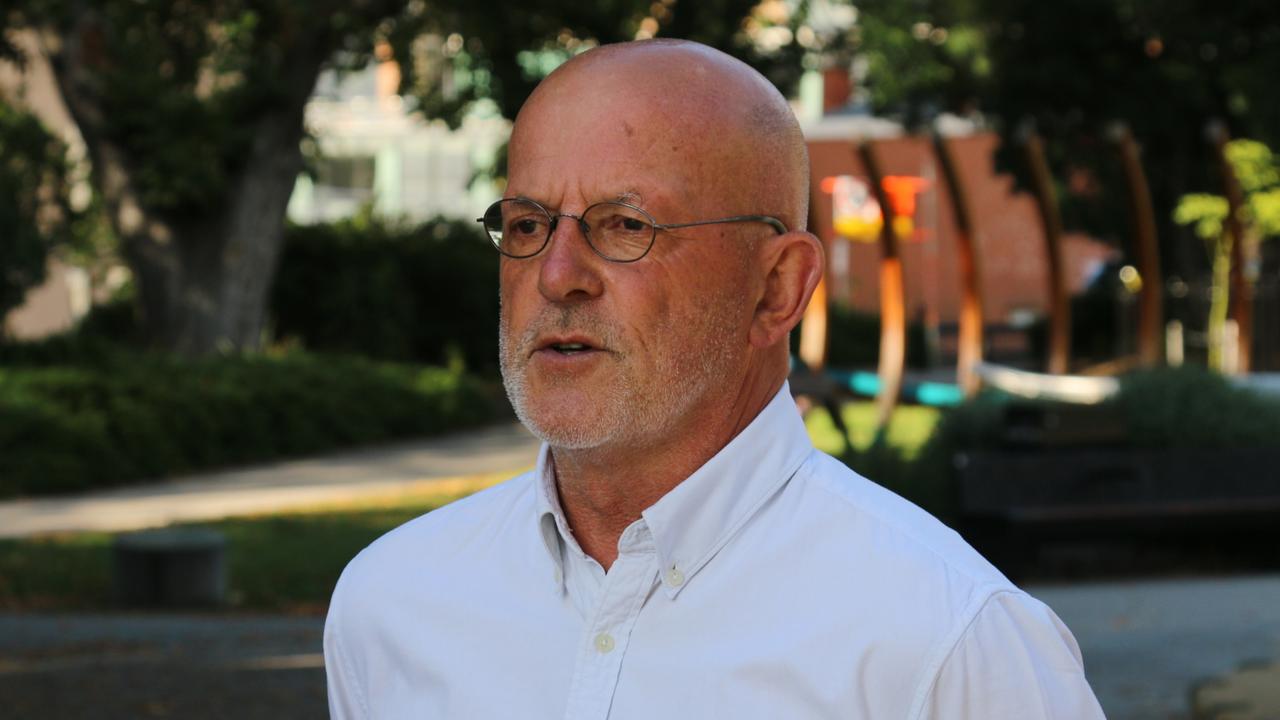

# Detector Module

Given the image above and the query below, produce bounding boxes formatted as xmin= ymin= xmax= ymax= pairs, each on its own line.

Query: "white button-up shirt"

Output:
xmin=325 ymin=385 xmax=1104 ymax=719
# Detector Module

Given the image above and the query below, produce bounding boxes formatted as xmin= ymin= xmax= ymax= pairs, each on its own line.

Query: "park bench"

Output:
xmin=953 ymin=401 xmax=1280 ymax=577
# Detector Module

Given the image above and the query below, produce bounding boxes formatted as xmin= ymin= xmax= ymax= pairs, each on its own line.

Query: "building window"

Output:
xmin=316 ymin=156 xmax=376 ymax=191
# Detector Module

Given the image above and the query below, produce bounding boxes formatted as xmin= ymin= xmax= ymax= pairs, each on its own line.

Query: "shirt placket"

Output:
xmin=561 ymin=524 xmax=659 ymax=720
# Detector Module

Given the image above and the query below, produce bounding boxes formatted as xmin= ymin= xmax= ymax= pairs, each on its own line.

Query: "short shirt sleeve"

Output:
xmin=918 ymin=591 xmax=1106 ymax=720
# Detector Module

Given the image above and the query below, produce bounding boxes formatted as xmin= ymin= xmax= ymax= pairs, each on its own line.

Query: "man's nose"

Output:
xmin=536 ymin=215 xmax=604 ymax=302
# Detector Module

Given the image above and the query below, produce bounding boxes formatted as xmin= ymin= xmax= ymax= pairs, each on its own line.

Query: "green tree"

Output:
xmin=1174 ymin=139 xmax=1280 ymax=369
xmin=3 ymin=0 xmax=804 ymax=355
xmin=838 ymin=0 xmax=1280 ymax=277
xmin=832 ymin=0 xmax=989 ymax=127
xmin=972 ymin=0 xmax=1280 ymax=269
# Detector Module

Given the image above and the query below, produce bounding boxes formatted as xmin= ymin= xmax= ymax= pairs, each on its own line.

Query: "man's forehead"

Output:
xmin=512 ymin=87 xmax=740 ymax=178
xmin=508 ymin=186 xmax=648 ymax=208
xmin=506 ymin=141 xmax=693 ymax=211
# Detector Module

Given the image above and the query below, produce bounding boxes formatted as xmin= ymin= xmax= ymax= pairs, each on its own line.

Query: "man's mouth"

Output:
xmin=549 ymin=342 xmax=593 ymax=355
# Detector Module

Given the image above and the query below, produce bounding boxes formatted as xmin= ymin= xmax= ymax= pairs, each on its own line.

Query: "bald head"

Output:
xmin=510 ymin=40 xmax=810 ymax=230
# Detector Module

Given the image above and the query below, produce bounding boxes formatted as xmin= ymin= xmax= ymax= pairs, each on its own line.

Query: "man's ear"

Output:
xmin=750 ymin=231 xmax=825 ymax=349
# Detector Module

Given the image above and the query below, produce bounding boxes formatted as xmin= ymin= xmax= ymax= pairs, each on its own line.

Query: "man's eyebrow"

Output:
xmin=615 ymin=190 xmax=644 ymax=205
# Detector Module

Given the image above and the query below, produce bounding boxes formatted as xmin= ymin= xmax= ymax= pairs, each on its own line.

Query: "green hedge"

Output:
xmin=271 ymin=214 xmax=500 ymax=374
xmin=895 ymin=365 xmax=1280 ymax=520
xmin=834 ymin=367 xmax=1280 ymax=523
xmin=922 ymin=366 xmax=1280 ymax=454
xmin=0 ymin=350 xmax=498 ymax=498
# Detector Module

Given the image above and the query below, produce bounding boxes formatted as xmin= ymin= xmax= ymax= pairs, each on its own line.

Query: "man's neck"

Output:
xmin=551 ymin=376 xmax=783 ymax=571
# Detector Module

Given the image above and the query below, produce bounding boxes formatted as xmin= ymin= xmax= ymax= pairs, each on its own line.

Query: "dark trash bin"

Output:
xmin=113 ymin=528 xmax=228 ymax=607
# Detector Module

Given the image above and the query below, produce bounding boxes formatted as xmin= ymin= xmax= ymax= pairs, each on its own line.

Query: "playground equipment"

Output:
xmin=1112 ymin=124 xmax=1164 ymax=368
xmin=932 ymin=132 xmax=984 ymax=398
xmin=794 ymin=131 xmax=981 ymax=434
xmin=1019 ymin=129 xmax=1072 ymax=375
xmin=858 ymin=140 xmax=908 ymax=429
xmin=1020 ymin=124 xmax=1167 ymax=375
xmin=793 ymin=118 xmax=1270 ymax=438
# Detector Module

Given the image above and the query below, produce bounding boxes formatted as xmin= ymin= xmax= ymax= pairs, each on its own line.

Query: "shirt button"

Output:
xmin=594 ymin=633 xmax=615 ymax=654
xmin=666 ymin=567 xmax=685 ymax=587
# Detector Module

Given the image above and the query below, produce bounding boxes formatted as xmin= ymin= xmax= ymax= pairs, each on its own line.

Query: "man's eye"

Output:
xmin=620 ymin=217 xmax=648 ymax=232
xmin=510 ymin=218 xmax=543 ymax=236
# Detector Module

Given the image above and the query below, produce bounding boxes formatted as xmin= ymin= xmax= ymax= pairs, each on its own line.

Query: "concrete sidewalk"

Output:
xmin=1034 ymin=574 xmax=1280 ymax=719
xmin=0 ymin=422 xmax=541 ymax=539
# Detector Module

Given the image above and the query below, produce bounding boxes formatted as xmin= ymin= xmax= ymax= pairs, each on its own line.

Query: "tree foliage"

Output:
xmin=833 ymin=0 xmax=989 ymax=125
xmin=839 ymin=0 xmax=1280 ymax=273
xmin=1175 ymin=140 xmax=1280 ymax=243
xmin=975 ymin=0 xmax=1280 ymax=251
xmin=393 ymin=0 xmax=805 ymax=127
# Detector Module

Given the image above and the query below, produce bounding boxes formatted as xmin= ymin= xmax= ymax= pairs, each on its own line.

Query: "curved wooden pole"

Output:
xmin=858 ymin=141 xmax=906 ymax=432
xmin=798 ymin=275 xmax=829 ymax=370
xmin=794 ymin=184 xmax=852 ymax=448
xmin=932 ymin=133 xmax=985 ymax=398
xmin=1113 ymin=124 xmax=1164 ymax=367
xmin=1021 ymin=131 xmax=1072 ymax=374
xmin=1210 ymin=123 xmax=1254 ymax=373
xmin=797 ymin=184 xmax=829 ymax=375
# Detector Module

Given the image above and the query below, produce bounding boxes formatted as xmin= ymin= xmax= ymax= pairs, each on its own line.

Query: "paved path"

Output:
xmin=0 ymin=613 xmax=327 ymax=720
xmin=1032 ymin=574 xmax=1280 ymax=719
xmin=2 ymin=574 xmax=1278 ymax=719
xmin=0 ymin=423 xmax=541 ymax=538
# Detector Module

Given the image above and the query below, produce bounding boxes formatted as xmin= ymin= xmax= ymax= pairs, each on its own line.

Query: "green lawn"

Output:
xmin=0 ymin=402 xmax=944 ymax=612
xmin=804 ymin=401 xmax=942 ymax=459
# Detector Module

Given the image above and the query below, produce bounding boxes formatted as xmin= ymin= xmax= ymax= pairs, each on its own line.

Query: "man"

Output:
xmin=325 ymin=40 xmax=1105 ymax=719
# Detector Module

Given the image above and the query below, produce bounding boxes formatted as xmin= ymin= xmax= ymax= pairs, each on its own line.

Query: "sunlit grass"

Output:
xmin=804 ymin=401 xmax=942 ymax=459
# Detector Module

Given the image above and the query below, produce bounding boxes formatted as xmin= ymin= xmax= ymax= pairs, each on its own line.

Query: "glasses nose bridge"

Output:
xmin=549 ymin=211 xmax=589 ymax=236
xmin=546 ymin=211 xmax=594 ymax=253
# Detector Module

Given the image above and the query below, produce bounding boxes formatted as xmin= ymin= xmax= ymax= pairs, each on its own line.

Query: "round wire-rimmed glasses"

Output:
xmin=476 ymin=198 xmax=787 ymax=263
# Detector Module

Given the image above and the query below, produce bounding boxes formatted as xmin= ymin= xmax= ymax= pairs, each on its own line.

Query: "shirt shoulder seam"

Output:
xmin=904 ymin=586 xmax=1024 ymax=720
xmin=797 ymin=454 xmax=997 ymax=588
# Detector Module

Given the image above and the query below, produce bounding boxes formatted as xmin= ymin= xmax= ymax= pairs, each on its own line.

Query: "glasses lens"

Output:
xmin=583 ymin=202 xmax=656 ymax=261
xmin=483 ymin=199 xmax=551 ymax=257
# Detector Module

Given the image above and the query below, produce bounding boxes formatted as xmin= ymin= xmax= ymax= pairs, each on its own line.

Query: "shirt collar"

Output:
xmin=642 ymin=382 xmax=813 ymax=598
xmin=534 ymin=382 xmax=814 ymax=598
xmin=534 ymin=443 xmax=571 ymax=592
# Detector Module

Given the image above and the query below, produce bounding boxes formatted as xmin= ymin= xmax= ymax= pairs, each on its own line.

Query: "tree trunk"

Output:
xmin=46 ymin=8 xmax=326 ymax=355
xmin=125 ymin=114 xmax=305 ymax=354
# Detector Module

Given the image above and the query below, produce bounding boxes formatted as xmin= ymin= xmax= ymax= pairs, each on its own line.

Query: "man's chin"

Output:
xmin=516 ymin=403 xmax=620 ymax=450
xmin=502 ymin=365 xmax=633 ymax=449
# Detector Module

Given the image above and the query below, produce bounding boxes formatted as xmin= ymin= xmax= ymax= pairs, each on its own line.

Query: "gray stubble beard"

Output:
xmin=499 ymin=290 xmax=745 ymax=454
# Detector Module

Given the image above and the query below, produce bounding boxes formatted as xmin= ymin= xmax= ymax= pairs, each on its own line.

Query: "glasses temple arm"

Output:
xmin=657 ymin=215 xmax=787 ymax=235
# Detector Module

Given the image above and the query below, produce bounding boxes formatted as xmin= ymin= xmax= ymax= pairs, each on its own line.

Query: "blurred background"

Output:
xmin=1 ymin=1 xmax=1278 ymax=718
